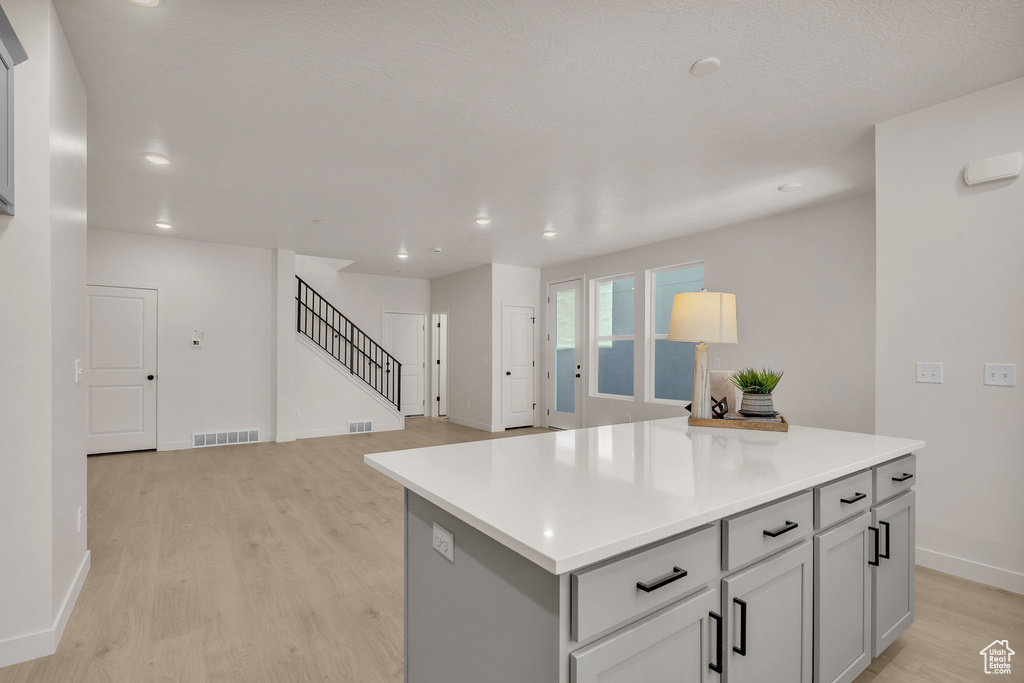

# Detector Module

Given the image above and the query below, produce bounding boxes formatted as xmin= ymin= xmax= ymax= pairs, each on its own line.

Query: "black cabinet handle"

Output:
xmin=733 ymin=598 xmax=747 ymax=656
xmin=892 ymin=472 xmax=914 ymax=482
xmin=869 ymin=526 xmax=880 ymax=566
xmin=840 ymin=492 xmax=867 ymax=505
xmin=636 ymin=566 xmax=687 ymax=593
xmin=709 ymin=611 xmax=723 ymax=673
xmin=763 ymin=520 xmax=798 ymax=538
xmin=879 ymin=520 xmax=891 ymax=560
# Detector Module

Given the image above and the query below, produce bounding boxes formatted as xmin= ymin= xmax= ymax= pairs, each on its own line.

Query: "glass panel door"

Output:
xmin=548 ymin=278 xmax=583 ymax=429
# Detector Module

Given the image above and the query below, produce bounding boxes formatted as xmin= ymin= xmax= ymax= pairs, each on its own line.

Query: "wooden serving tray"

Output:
xmin=688 ymin=414 xmax=789 ymax=432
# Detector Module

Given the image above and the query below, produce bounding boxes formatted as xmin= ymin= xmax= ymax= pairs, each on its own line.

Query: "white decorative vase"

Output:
xmin=740 ymin=393 xmax=775 ymax=416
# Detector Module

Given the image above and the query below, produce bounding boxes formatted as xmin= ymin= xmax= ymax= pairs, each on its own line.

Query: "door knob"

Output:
xmin=506 ymin=371 xmax=511 ymax=376
xmin=575 ymin=373 xmax=581 ymax=378
xmin=147 ymin=375 xmax=155 ymax=380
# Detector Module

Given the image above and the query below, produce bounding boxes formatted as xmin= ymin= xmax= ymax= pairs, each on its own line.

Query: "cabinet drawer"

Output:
xmin=571 ymin=523 xmax=719 ymax=643
xmin=873 ymin=454 xmax=916 ymax=503
xmin=815 ymin=470 xmax=872 ymax=530
xmin=723 ymin=491 xmax=813 ymax=571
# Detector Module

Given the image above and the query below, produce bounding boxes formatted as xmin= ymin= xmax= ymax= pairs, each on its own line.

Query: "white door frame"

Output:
xmin=382 ymin=310 xmax=427 ymax=416
xmin=86 ymin=284 xmax=159 ymax=454
xmin=431 ymin=311 xmax=449 ymax=417
xmin=546 ymin=275 xmax=586 ymax=430
xmin=501 ymin=303 xmax=535 ymax=428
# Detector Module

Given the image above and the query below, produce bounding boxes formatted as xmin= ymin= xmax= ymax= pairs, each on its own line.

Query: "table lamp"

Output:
xmin=667 ymin=290 xmax=737 ymax=421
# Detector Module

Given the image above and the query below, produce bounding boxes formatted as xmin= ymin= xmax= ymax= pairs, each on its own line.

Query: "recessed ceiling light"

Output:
xmin=690 ymin=57 xmax=721 ymax=76
xmin=397 ymin=252 xmax=409 ymax=259
xmin=144 ymin=153 xmax=170 ymax=165
xmin=475 ymin=216 xmax=491 ymax=225
xmin=778 ymin=182 xmax=804 ymax=192
xmin=433 ymin=247 xmax=442 ymax=253
xmin=128 ymin=0 xmax=160 ymax=6
xmin=312 ymin=219 xmax=326 ymax=225
xmin=542 ymin=229 xmax=557 ymax=237
xmin=155 ymin=222 xmax=172 ymax=229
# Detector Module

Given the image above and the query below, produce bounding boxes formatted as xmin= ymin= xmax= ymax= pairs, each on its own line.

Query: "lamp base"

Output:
xmin=691 ymin=342 xmax=712 ymax=420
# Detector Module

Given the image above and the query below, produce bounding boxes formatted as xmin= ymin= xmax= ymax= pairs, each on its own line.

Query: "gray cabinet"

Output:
xmin=813 ymin=512 xmax=871 ymax=683
xmin=871 ymin=490 xmax=915 ymax=657
xmin=571 ymin=586 xmax=720 ymax=683
xmin=722 ymin=541 xmax=813 ymax=683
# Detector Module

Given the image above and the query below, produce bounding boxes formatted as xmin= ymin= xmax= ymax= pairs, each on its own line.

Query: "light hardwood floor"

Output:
xmin=1 ymin=418 xmax=1020 ymax=682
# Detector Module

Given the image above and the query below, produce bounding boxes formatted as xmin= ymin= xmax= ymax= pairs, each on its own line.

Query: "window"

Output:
xmin=647 ymin=263 xmax=704 ymax=403
xmin=592 ymin=275 xmax=635 ymax=398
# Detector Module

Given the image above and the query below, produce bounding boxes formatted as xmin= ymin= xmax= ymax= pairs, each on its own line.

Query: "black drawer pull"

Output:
xmin=840 ymin=492 xmax=867 ymax=505
xmin=892 ymin=472 xmax=914 ymax=482
xmin=868 ymin=526 xmax=880 ymax=566
xmin=763 ymin=520 xmax=798 ymax=538
xmin=709 ymin=611 xmax=723 ymax=673
xmin=636 ymin=566 xmax=687 ymax=593
xmin=733 ymin=598 xmax=747 ymax=656
xmin=879 ymin=520 xmax=891 ymax=560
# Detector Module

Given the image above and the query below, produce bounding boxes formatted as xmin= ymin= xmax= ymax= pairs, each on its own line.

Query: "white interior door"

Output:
xmin=547 ymin=279 xmax=583 ymax=430
xmin=432 ymin=312 xmax=448 ymax=417
xmin=87 ymin=286 xmax=158 ymax=454
xmin=384 ymin=312 xmax=426 ymax=416
xmin=502 ymin=305 xmax=535 ymax=428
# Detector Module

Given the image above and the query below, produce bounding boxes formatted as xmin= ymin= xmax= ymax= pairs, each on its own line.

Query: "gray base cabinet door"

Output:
xmin=871 ymin=490 xmax=915 ymax=657
xmin=814 ymin=512 xmax=872 ymax=683
xmin=722 ymin=541 xmax=813 ymax=683
xmin=571 ymin=586 xmax=721 ymax=683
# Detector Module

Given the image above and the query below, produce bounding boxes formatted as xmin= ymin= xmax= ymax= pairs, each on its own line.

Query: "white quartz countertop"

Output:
xmin=364 ymin=418 xmax=924 ymax=574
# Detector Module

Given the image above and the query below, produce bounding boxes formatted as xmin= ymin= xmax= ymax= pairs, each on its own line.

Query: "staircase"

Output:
xmin=296 ymin=276 xmax=402 ymax=411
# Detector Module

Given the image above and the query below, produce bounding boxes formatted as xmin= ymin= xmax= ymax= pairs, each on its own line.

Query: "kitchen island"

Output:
xmin=365 ymin=417 xmax=924 ymax=683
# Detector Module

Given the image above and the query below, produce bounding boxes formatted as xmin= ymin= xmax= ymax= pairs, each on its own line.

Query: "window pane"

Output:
xmin=597 ymin=277 xmax=634 ymax=337
xmin=654 ymin=266 xmax=704 ymax=334
xmin=555 ymin=289 xmax=576 ymax=413
xmin=597 ymin=340 xmax=634 ymax=396
xmin=654 ymin=339 xmax=695 ymax=401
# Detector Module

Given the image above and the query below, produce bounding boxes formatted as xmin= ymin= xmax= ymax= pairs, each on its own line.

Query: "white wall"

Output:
xmin=87 ymin=229 xmax=275 ymax=449
xmin=0 ymin=0 xmax=89 ymax=666
xmin=491 ymin=264 xmax=541 ymax=428
xmin=876 ymin=77 xmax=1024 ymax=593
xmin=430 ymin=265 xmax=494 ymax=431
xmin=541 ymin=193 xmax=877 ymax=433
xmin=296 ymin=255 xmax=430 ymax=342
xmin=47 ymin=2 xmax=88 ymax=628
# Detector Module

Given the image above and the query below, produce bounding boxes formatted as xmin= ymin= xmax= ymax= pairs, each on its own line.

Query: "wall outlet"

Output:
xmin=983 ymin=363 xmax=1016 ymax=387
xmin=712 ymin=357 xmax=721 ymax=370
xmin=482 ymin=356 xmax=489 ymax=365
xmin=916 ymin=362 xmax=943 ymax=384
xmin=432 ymin=522 xmax=454 ymax=563
xmin=75 ymin=359 xmax=84 ymax=384
xmin=295 ymin=409 xmax=300 ymax=418
xmin=77 ymin=506 xmax=83 ymax=533
xmin=625 ymin=413 xmax=631 ymax=423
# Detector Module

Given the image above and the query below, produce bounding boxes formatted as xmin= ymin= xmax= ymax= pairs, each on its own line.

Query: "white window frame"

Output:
xmin=645 ymin=260 xmax=704 ymax=406
xmin=589 ymin=273 xmax=636 ymax=401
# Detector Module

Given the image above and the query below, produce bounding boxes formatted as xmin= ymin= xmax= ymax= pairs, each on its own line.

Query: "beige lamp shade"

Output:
xmin=667 ymin=291 xmax=738 ymax=344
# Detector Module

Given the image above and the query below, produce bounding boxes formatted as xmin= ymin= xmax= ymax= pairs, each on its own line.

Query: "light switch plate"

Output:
xmin=983 ymin=363 xmax=1016 ymax=387
xmin=432 ymin=522 xmax=454 ymax=563
xmin=916 ymin=362 xmax=943 ymax=384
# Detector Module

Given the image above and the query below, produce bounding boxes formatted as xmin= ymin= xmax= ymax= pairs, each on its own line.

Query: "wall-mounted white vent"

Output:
xmin=348 ymin=420 xmax=372 ymax=434
xmin=192 ymin=429 xmax=259 ymax=448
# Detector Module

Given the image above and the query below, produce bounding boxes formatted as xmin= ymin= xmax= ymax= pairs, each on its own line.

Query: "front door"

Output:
xmin=383 ymin=312 xmax=426 ymax=416
xmin=87 ymin=285 xmax=158 ymax=454
xmin=547 ymin=278 xmax=583 ymax=430
xmin=502 ymin=305 xmax=534 ymax=428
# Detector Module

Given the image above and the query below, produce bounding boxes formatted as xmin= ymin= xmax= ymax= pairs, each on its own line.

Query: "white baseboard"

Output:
xmin=0 ymin=550 xmax=91 ymax=669
xmin=296 ymin=421 xmax=403 ymax=440
xmin=159 ymin=439 xmax=191 ymax=451
xmin=275 ymin=432 xmax=296 ymax=443
xmin=446 ymin=415 xmax=495 ymax=432
xmin=917 ymin=546 xmax=1023 ymax=595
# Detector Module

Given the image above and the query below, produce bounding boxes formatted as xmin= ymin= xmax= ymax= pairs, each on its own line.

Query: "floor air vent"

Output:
xmin=192 ymin=429 xmax=259 ymax=448
xmin=348 ymin=420 xmax=372 ymax=434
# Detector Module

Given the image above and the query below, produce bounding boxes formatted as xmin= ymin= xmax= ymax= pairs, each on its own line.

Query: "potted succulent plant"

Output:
xmin=730 ymin=367 xmax=784 ymax=416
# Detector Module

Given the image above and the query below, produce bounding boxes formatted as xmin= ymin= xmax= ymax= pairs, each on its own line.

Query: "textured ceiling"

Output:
xmin=53 ymin=0 xmax=1024 ymax=279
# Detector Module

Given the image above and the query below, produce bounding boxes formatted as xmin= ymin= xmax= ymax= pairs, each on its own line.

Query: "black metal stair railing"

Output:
xmin=295 ymin=276 xmax=401 ymax=411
